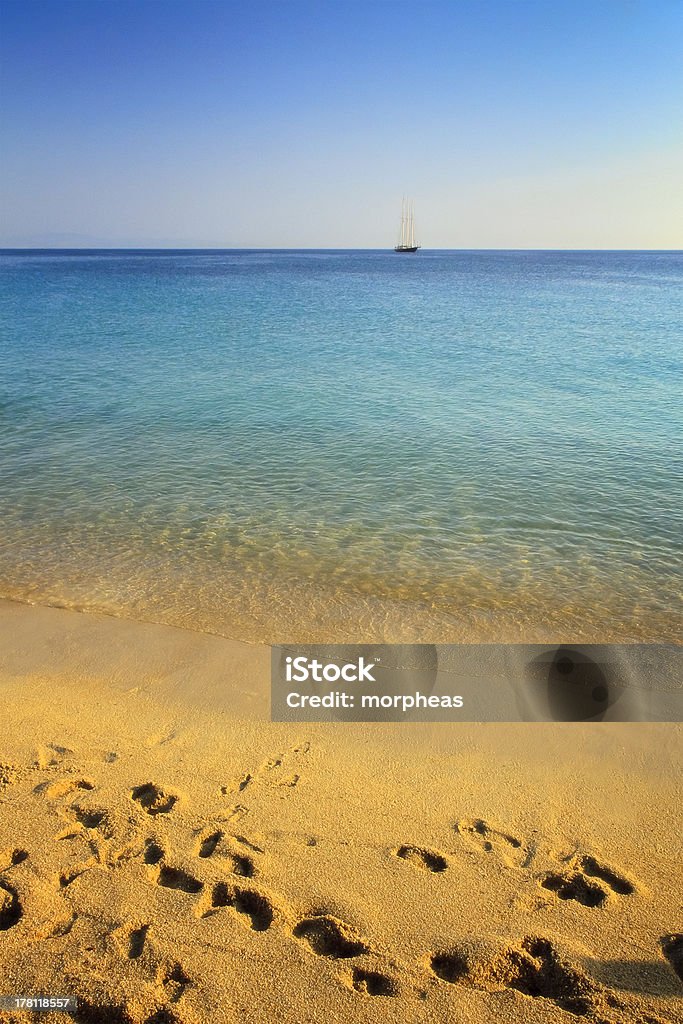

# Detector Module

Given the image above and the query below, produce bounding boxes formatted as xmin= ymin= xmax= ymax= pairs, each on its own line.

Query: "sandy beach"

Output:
xmin=0 ymin=598 xmax=681 ymax=1023
xmin=3 ymin=0 xmax=682 ymax=1019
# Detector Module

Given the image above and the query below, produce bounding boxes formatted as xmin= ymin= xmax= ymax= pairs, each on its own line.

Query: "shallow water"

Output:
xmin=0 ymin=249 xmax=681 ymax=642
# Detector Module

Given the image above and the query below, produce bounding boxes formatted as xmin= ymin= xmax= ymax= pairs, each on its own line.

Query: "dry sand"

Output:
xmin=0 ymin=598 xmax=681 ymax=1023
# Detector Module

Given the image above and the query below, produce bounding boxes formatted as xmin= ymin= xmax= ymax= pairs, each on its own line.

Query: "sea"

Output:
xmin=0 ymin=249 xmax=680 ymax=643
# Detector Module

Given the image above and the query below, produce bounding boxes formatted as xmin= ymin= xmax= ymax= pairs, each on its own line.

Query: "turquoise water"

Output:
xmin=0 ymin=249 xmax=681 ymax=642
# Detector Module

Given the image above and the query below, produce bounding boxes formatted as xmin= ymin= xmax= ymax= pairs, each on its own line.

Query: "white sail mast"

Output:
xmin=395 ymin=195 xmax=419 ymax=251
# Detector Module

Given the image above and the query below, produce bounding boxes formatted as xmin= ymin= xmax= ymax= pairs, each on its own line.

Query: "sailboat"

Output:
xmin=394 ymin=197 xmax=420 ymax=252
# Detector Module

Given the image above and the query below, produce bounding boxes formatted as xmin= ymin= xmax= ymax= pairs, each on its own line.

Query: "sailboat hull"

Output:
xmin=394 ymin=245 xmax=419 ymax=253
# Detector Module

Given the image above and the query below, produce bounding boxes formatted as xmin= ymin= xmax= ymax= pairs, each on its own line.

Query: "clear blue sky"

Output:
xmin=1 ymin=0 xmax=681 ymax=247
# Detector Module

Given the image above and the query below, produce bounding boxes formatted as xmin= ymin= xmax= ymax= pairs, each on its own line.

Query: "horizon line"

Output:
xmin=2 ymin=246 xmax=681 ymax=253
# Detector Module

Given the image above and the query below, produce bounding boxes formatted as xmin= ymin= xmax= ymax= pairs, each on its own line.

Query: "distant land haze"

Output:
xmin=3 ymin=157 xmax=681 ymax=251
xmin=2 ymin=161 xmax=682 ymax=250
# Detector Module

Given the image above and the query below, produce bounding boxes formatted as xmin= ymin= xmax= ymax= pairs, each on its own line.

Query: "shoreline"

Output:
xmin=0 ymin=599 xmax=681 ymax=1022
xmin=0 ymin=573 xmax=679 ymax=646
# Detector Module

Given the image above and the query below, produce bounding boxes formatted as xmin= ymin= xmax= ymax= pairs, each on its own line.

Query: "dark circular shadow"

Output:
xmin=522 ymin=646 xmax=617 ymax=721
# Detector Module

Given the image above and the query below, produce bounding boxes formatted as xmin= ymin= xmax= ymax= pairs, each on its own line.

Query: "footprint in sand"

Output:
xmin=222 ymin=741 xmax=310 ymax=797
xmin=349 ymin=966 xmax=398 ymax=997
xmin=540 ymin=871 xmax=606 ymax=907
xmin=112 ymin=921 xmax=150 ymax=960
xmin=0 ymin=879 xmax=23 ymax=930
xmin=194 ymin=829 xmax=255 ymax=876
xmin=578 ymin=855 xmax=635 ymax=895
xmin=127 ymin=924 xmax=149 ymax=959
xmin=540 ymin=854 xmax=635 ymax=909
xmin=218 ymin=803 xmax=249 ymax=822
xmin=225 ymin=852 xmax=254 ymax=877
xmin=157 ymin=961 xmax=192 ymax=1003
xmin=293 ymin=914 xmax=369 ymax=958
xmin=131 ymin=783 xmax=178 ymax=816
xmin=431 ymin=934 xmax=604 ymax=1017
xmin=660 ymin=934 xmax=683 ymax=985
xmin=220 ymin=772 xmax=252 ymax=796
xmin=455 ymin=818 xmax=531 ymax=868
xmin=111 ymin=922 xmax=193 ymax=1008
xmin=201 ymin=883 xmax=274 ymax=931
xmin=155 ymin=866 xmax=204 ymax=895
xmin=55 ymin=802 xmax=111 ymax=842
xmin=143 ymin=839 xmax=165 ymax=865
xmin=394 ymin=845 xmax=447 ymax=873
xmin=35 ymin=777 xmax=95 ymax=799
xmin=197 ymin=830 xmax=224 ymax=858
xmin=0 ymin=848 xmax=28 ymax=870
xmin=34 ymin=744 xmax=73 ymax=769
xmin=260 ymin=749 xmax=303 ymax=790
xmin=58 ymin=863 xmax=95 ymax=889
xmin=72 ymin=806 xmax=108 ymax=830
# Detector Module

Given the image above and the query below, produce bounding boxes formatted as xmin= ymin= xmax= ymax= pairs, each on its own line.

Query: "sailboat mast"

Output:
xmin=394 ymin=195 xmax=419 ymax=251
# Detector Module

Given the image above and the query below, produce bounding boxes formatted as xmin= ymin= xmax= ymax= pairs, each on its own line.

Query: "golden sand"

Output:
xmin=0 ymin=599 xmax=681 ymax=1023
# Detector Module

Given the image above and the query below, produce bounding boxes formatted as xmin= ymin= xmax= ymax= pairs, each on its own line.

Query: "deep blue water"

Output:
xmin=0 ymin=249 xmax=681 ymax=642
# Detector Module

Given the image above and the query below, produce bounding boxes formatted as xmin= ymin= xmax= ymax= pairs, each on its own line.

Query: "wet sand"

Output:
xmin=0 ymin=599 xmax=681 ymax=1023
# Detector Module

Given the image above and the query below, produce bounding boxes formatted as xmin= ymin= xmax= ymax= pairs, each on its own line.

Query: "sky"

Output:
xmin=1 ymin=0 xmax=681 ymax=248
